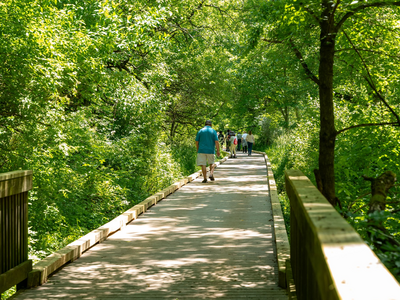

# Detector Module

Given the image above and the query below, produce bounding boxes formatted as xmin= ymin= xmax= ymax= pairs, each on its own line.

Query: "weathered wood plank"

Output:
xmin=285 ymin=259 xmax=297 ymax=300
xmin=14 ymin=292 xmax=287 ymax=300
xmin=0 ymin=260 xmax=32 ymax=293
xmin=0 ymin=170 xmax=33 ymax=182
xmin=254 ymin=150 xmax=292 ymax=292
xmin=285 ymin=169 xmax=400 ymax=300
xmin=0 ymin=170 xmax=32 ymax=199
xmin=14 ymin=153 xmax=288 ymax=299
xmin=25 ymin=158 xmax=230 ymax=287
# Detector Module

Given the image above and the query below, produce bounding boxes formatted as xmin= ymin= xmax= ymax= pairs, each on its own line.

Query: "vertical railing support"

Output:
xmin=0 ymin=170 xmax=33 ymax=294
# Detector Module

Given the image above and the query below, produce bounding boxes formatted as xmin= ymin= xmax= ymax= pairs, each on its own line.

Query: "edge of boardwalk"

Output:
xmin=22 ymin=151 xmax=296 ymax=299
xmin=25 ymin=157 xmax=229 ymax=288
xmin=253 ymin=150 xmax=297 ymax=300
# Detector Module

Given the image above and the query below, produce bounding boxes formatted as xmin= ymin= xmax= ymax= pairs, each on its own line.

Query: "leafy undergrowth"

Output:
xmin=2 ymin=137 xmax=201 ymax=299
xmin=264 ymin=126 xmax=400 ymax=283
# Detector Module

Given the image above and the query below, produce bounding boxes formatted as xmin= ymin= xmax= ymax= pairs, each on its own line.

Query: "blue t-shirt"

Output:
xmin=195 ymin=126 xmax=218 ymax=154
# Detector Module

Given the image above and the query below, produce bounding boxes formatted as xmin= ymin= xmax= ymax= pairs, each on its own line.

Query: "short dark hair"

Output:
xmin=205 ymin=120 xmax=212 ymax=125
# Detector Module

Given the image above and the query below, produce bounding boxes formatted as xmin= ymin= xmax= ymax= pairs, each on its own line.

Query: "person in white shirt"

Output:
xmin=246 ymin=131 xmax=255 ymax=156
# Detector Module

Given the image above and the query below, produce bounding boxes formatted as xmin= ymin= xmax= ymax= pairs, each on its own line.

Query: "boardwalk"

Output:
xmin=14 ymin=153 xmax=288 ymax=299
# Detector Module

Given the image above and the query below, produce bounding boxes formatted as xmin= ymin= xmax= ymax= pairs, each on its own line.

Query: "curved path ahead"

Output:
xmin=15 ymin=153 xmax=288 ymax=299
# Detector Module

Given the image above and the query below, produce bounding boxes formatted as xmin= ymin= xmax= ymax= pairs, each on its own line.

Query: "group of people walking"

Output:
xmin=218 ymin=130 xmax=255 ymax=158
xmin=195 ymin=120 xmax=256 ymax=183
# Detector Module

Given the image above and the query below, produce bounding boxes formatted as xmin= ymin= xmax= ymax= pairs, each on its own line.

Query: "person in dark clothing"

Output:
xmin=242 ymin=131 xmax=248 ymax=153
xmin=237 ymin=132 xmax=242 ymax=151
xmin=218 ymin=131 xmax=224 ymax=145
xmin=225 ymin=130 xmax=231 ymax=151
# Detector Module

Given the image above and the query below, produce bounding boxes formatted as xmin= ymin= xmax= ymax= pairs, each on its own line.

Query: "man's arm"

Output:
xmin=196 ymin=141 xmax=199 ymax=152
xmin=215 ymin=141 xmax=220 ymax=157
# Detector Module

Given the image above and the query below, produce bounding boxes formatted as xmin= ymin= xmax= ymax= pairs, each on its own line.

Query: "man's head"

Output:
xmin=205 ymin=120 xmax=212 ymax=126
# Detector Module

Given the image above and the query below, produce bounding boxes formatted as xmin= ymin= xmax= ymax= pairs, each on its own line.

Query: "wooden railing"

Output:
xmin=285 ymin=170 xmax=400 ymax=300
xmin=0 ymin=170 xmax=33 ymax=294
xmin=253 ymin=150 xmax=296 ymax=299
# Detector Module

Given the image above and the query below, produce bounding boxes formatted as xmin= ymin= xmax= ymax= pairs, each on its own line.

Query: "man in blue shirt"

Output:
xmin=195 ymin=120 xmax=220 ymax=183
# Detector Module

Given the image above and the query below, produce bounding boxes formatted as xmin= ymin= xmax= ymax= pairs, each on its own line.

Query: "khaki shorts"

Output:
xmin=197 ymin=153 xmax=215 ymax=166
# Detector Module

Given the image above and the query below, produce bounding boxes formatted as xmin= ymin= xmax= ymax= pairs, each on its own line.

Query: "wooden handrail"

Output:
xmin=285 ymin=170 xmax=400 ymax=300
xmin=0 ymin=170 xmax=33 ymax=294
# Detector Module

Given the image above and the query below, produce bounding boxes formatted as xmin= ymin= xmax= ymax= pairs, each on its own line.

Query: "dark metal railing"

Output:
xmin=0 ymin=170 xmax=33 ymax=294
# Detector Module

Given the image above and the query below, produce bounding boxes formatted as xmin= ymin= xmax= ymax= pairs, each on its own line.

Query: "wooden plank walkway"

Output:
xmin=14 ymin=153 xmax=288 ymax=299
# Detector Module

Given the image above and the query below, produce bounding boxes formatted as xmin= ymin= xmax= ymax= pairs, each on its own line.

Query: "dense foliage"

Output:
xmin=265 ymin=122 xmax=400 ymax=281
xmin=240 ymin=0 xmax=400 ymax=281
xmin=1 ymin=0 xmax=400 ymax=297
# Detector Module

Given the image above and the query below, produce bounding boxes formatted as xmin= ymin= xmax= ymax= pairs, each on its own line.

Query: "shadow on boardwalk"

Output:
xmin=14 ymin=153 xmax=288 ymax=299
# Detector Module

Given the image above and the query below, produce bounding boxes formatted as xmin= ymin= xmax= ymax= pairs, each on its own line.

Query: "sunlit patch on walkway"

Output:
xmin=14 ymin=152 xmax=288 ymax=299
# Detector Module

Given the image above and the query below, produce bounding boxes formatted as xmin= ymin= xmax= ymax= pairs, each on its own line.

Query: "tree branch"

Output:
xmin=289 ymin=39 xmax=320 ymax=85
xmin=262 ymin=39 xmax=319 ymax=85
xmin=210 ymin=100 xmax=228 ymax=119
xmin=343 ymin=30 xmax=400 ymax=125
xmin=337 ymin=122 xmax=400 ymax=135
xmin=335 ymin=48 xmax=400 ymax=60
xmin=330 ymin=0 xmax=342 ymax=24
xmin=261 ymin=39 xmax=283 ymax=44
xmin=299 ymin=2 xmax=321 ymax=25
xmin=336 ymin=1 xmax=400 ymax=31
xmin=187 ymin=0 xmax=206 ymax=21
xmin=347 ymin=191 xmax=371 ymax=210
xmin=352 ymin=203 xmax=368 ymax=214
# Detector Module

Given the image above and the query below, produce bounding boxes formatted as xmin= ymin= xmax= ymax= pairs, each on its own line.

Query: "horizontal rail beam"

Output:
xmin=0 ymin=260 xmax=32 ymax=293
xmin=0 ymin=170 xmax=32 ymax=198
xmin=285 ymin=169 xmax=400 ymax=300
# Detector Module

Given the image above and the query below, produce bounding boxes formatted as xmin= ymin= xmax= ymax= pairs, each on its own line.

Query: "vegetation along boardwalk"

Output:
xmin=13 ymin=153 xmax=288 ymax=300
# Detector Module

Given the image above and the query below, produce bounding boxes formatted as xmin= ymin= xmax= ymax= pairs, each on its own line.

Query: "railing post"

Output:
xmin=0 ymin=170 xmax=33 ymax=294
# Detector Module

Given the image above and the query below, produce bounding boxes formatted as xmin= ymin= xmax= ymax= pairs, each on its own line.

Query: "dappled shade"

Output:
xmin=15 ymin=153 xmax=287 ymax=299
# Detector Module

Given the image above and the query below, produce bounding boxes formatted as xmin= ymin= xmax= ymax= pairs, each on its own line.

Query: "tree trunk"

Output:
xmin=363 ymin=171 xmax=398 ymax=247
xmin=170 ymin=120 xmax=176 ymax=139
xmin=318 ymin=1 xmax=338 ymax=206
xmin=284 ymin=106 xmax=289 ymax=128
xmin=278 ymin=106 xmax=289 ymax=129
xmin=295 ymin=107 xmax=301 ymax=122
xmin=363 ymin=171 xmax=397 ymax=214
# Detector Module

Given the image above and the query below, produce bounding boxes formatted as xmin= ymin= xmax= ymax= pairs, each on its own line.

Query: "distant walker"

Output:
xmin=195 ymin=120 xmax=221 ymax=183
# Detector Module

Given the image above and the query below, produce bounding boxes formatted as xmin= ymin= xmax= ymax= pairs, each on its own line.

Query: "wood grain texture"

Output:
xmin=285 ymin=170 xmax=400 ymax=300
xmin=0 ymin=171 xmax=32 ymax=292
xmin=0 ymin=260 xmax=32 ymax=293
xmin=253 ymin=150 xmax=292 ymax=291
xmin=26 ymin=168 xmax=203 ymax=286
xmin=0 ymin=170 xmax=32 ymax=198
xmin=14 ymin=153 xmax=287 ymax=299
